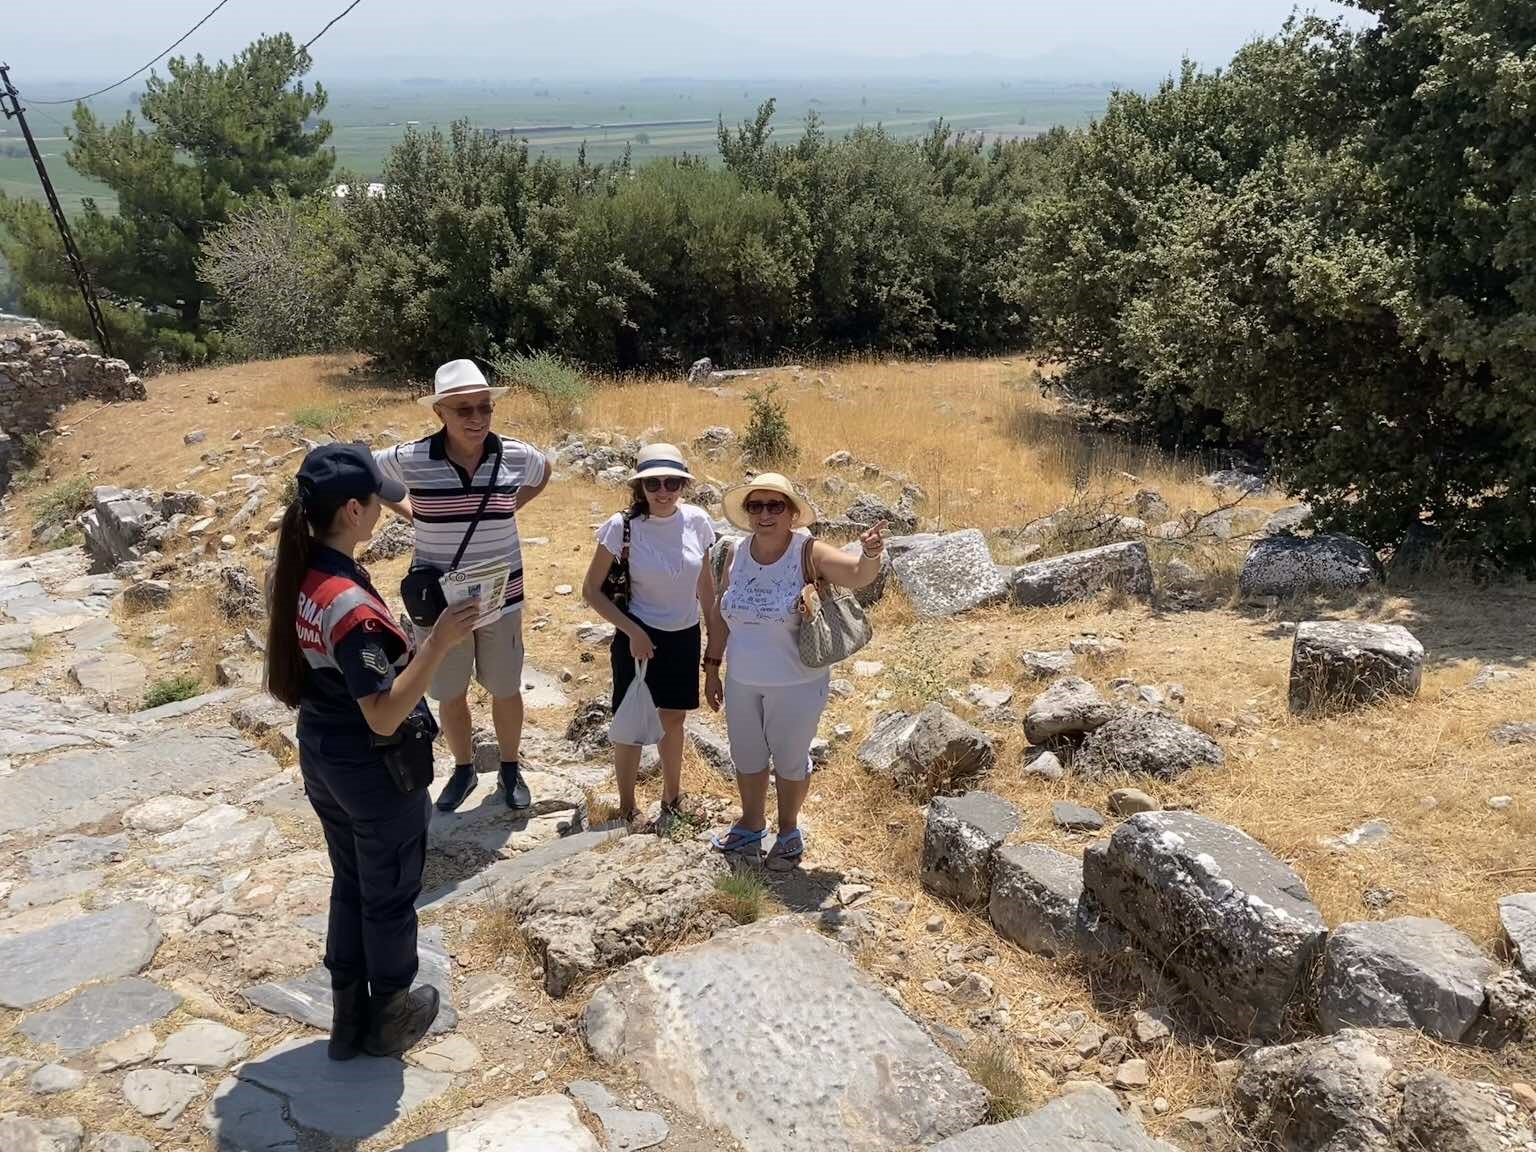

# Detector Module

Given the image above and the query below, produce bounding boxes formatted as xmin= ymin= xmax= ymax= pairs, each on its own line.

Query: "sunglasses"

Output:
xmin=441 ymin=402 xmax=495 ymax=418
xmin=641 ymin=477 xmax=687 ymax=493
xmin=743 ymin=499 xmax=789 ymax=515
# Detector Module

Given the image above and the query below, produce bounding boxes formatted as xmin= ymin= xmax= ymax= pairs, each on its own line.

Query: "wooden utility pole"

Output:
xmin=0 ymin=64 xmax=114 ymax=357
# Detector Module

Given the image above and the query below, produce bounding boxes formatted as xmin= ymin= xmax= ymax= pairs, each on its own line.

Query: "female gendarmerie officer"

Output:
xmin=265 ymin=444 xmax=479 ymax=1061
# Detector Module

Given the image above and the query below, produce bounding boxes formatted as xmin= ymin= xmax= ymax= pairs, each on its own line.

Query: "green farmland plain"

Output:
xmin=0 ymin=75 xmax=1116 ymax=214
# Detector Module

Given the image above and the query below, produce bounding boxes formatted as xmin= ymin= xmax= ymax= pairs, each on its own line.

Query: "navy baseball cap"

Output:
xmin=296 ymin=443 xmax=406 ymax=508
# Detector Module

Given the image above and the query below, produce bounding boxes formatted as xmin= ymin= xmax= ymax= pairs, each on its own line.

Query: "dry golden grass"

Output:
xmin=8 ymin=350 xmax=1536 ymax=1136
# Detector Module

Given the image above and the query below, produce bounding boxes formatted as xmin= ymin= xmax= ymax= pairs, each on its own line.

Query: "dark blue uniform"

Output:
xmin=296 ymin=544 xmax=432 ymax=997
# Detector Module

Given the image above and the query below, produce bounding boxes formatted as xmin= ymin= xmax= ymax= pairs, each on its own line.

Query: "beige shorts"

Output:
xmin=415 ymin=610 xmax=525 ymax=701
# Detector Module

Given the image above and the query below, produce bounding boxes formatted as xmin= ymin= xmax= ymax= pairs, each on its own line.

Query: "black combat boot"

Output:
xmin=327 ymin=980 xmax=369 ymax=1061
xmin=361 ymin=985 xmax=440 ymax=1058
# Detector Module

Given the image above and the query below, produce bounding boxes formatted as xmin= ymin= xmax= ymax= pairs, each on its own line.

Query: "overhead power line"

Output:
xmin=30 ymin=0 xmax=236 ymax=104
xmin=29 ymin=0 xmax=367 ymax=108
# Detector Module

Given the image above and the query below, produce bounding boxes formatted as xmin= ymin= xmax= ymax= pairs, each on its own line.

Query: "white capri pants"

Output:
xmin=723 ymin=676 xmax=830 ymax=782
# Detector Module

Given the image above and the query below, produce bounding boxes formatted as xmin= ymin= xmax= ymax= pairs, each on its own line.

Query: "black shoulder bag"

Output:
xmin=600 ymin=511 xmax=633 ymax=611
xmin=400 ymin=441 xmax=504 ymax=628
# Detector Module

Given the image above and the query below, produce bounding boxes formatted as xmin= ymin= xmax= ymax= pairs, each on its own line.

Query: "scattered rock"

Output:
xmin=1238 ymin=533 xmax=1377 ymax=599
xmin=0 ymin=1113 xmax=87 ymax=1152
xmin=566 ymin=1080 xmax=670 ymax=1151
xmin=928 ymin=1083 xmax=1180 ymax=1150
xmin=1018 ymin=649 xmax=1076 ymax=679
xmin=1397 ymin=1071 xmax=1522 ymax=1152
xmin=584 ymin=918 xmax=988 ymax=1151
xmin=1289 ymin=620 xmax=1424 ymax=716
xmin=1113 ymin=1058 xmax=1150 ymax=1088
xmin=1023 ymin=677 xmax=1118 ymax=744
xmin=410 ymin=1035 xmax=482 ymax=1075
xmin=1108 ymin=788 xmax=1158 ymax=816
xmin=358 ymin=517 xmax=414 ymax=562
xmin=504 ymin=836 xmax=728 ymax=996
xmin=1168 ymin=1106 xmax=1230 ymax=1150
xmin=94 ymin=1031 xmax=157 ymax=1072
xmin=1202 ymin=468 xmax=1267 ymax=495
xmin=1022 ymin=749 xmax=1066 ymax=781
xmin=920 ymin=791 xmax=1020 ymax=908
xmin=988 ymin=844 xmax=1116 ymax=959
xmin=1317 ymin=917 xmax=1496 ymax=1042
xmin=858 ymin=705 xmax=996 ymax=800
xmin=1499 ymin=893 xmax=1536 ymax=982
xmin=156 ymin=1021 xmax=250 ymax=1070
xmin=1132 ymin=1008 xmax=1172 ymax=1044
xmin=891 ymin=529 xmax=1010 ymax=617
xmin=1052 ymin=801 xmax=1105 ymax=832
xmin=87 ymin=1135 xmax=154 ymax=1152
xmin=398 ymin=1095 xmax=601 ymax=1152
xmin=1074 ymin=710 xmax=1224 ymax=780
xmin=1009 ymin=541 xmax=1155 ymax=608
xmin=122 ymin=1067 xmax=203 ymax=1121
xmin=1233 ymin=1029 xmax=1397 ymax=1152
xmin=1320 ymin=819 xmax=1392 ymax=851
xmin=1490 ymin=722 xmax=1536 ymax=746
xmin=30 ymin=1064 xmax=85 ymax=1095
xmin=123 ymin=794 xmax=209 ymax=834
xmin=1084 ymin=812 xmax=1327 ymax=1040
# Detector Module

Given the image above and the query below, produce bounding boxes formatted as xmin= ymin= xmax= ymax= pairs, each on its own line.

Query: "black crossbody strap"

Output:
xmin=620 ymin=511 xmax=632 ymax=557
xmin=447 ymin=441 xmax=504 ymax=573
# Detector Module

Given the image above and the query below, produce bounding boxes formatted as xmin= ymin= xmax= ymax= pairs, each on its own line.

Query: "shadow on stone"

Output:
xmin=204 ymin=1036 xmax=451 ymax=1150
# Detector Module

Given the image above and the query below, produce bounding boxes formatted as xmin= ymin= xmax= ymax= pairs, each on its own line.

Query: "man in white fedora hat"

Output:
xmin=374 ymin=359 xmax=552 ymax=813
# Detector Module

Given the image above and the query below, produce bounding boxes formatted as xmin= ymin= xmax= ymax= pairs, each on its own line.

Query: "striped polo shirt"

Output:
xmin=374 ymin=431 xmax=547 ymax=620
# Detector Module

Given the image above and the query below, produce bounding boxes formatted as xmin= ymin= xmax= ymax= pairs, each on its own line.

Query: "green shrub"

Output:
xmin=32 ymin=476 xmax=94 ymax=532
xmin=143 ymin=674 xmax=202 ymax=710
xmin=713 ymin=871 xmax=771 ymax=925
xmin=493 ymin=351 xmax=590 ymax=429
xmin=292 ymin=404 xmax=348 ymax=431
xmin=739 ymin=385 xmax=797 ymax=465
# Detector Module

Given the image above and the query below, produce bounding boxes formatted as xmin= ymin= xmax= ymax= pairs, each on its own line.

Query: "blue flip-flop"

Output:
xmin=765 ymin=828 xmax=804 ymax=871
xmin=711 ymin=823 xmax=768 ymax=853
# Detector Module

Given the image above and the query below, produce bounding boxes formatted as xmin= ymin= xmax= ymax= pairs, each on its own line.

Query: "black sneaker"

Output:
xmin=434 ymin=764 xmax=478 ymax=813
xmin=500 ymin=762 xmax=532 ymax=810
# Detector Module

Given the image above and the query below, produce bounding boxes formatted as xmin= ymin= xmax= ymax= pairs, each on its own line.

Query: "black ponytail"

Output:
xmin=265 ymin=500 xmax=314 ymax=707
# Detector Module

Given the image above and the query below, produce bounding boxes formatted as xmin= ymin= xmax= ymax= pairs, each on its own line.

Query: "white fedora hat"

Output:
xmin=629 ymin=443 xmax=694 ymax=482
xmin=722 ymin=473 xmax=813 ymax=531
xmin=418 ymin=359 xmax=509 ymax=409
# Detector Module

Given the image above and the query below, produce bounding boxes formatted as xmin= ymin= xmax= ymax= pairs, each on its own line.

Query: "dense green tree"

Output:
xmin=0 ymin=34 xmax=333 ymax=364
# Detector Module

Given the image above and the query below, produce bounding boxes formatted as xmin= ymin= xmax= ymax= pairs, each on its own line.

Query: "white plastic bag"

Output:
xmin=609 ymin=660 xmax=665 ymax=747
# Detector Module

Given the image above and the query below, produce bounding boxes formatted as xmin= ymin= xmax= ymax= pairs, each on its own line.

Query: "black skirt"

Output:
xmin=610 ymin=618 xmax=702 ymax=713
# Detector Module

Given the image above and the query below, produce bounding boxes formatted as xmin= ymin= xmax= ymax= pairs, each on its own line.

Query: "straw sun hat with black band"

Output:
xmin=722 ymin=473 xmax=814 ymax=531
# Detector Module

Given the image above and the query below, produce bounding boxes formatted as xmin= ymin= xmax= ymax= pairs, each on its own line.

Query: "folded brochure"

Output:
xmin=441 ymin=558 xmax=511 ymax=629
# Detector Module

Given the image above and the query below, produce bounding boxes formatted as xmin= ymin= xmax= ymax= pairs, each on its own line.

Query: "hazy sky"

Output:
xmin=16 ymin=1 xmax=1363 ymax=84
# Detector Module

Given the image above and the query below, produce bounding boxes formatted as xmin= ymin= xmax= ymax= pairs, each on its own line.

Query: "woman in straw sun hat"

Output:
xmin=582 ymin=443 xmax=719 ymax=831
xmin=703 ymin=473 xmax=885 ymax=869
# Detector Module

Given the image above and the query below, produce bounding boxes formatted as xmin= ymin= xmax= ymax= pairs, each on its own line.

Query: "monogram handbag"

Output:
xmin=796 ymin=537 xmax=873 ymax=669
xmin=600 ymin=512 xmax=633 ymax=611
xmin=400 ymin=442 xmax=503 ymax=627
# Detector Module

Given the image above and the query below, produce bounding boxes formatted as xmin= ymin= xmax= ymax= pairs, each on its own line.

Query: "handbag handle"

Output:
xmin=800 ymin=534 xmax=824 ymax=591
xmin=446 ymin=441 xmax=504 ymax=573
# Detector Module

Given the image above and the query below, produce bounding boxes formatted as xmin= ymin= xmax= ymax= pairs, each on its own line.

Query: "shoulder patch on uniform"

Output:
xmin=360 ymin=643 xmax=391 ymax=675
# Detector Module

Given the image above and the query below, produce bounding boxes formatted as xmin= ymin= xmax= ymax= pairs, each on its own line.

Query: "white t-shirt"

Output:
xmin=597 ymin=504 xmax=715 ymax=632
xmin=720 ymin=530 xmax=828 ymax=687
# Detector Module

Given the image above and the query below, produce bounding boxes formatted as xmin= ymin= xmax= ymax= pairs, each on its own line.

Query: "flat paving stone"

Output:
xmin=0 ymin=691 xmax=133 ymax=757
xmin=25 ymin=833 xmax=128 ymax=878
xmin=584 ymin=917 xmax=987 ymax=1151
xmin=157 ymin=1021 xmax=251 ymax=1070
xmin=69 ymin=651 xmax=147 ymax=697
xmin=0 ymin=733 xmax=277 ymax=836
xmin=147 ymin=805 xmax=281 ymax=874
xmin=395 ymin=1095 xmax=599 ymax=1152
xmin=418 ymin=827 xmax=624 ymax=911
xmin=930 ymin=1083 xmax=1181 ymax=1150
xmin=122 ymin=1067 xmax=204 ymax=1122
xmin=0 ymin=903 xmax=160 ymax=1009
xmin=8 ymin=870 xmax=104 ymax=913
xmin=20 ymin=977 xmax=181 ymax=1053
xmin=243 ymin=926 xmax=455 ymax=1035
xmin=204 ymin=1037 xmax=452 ymax=1145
